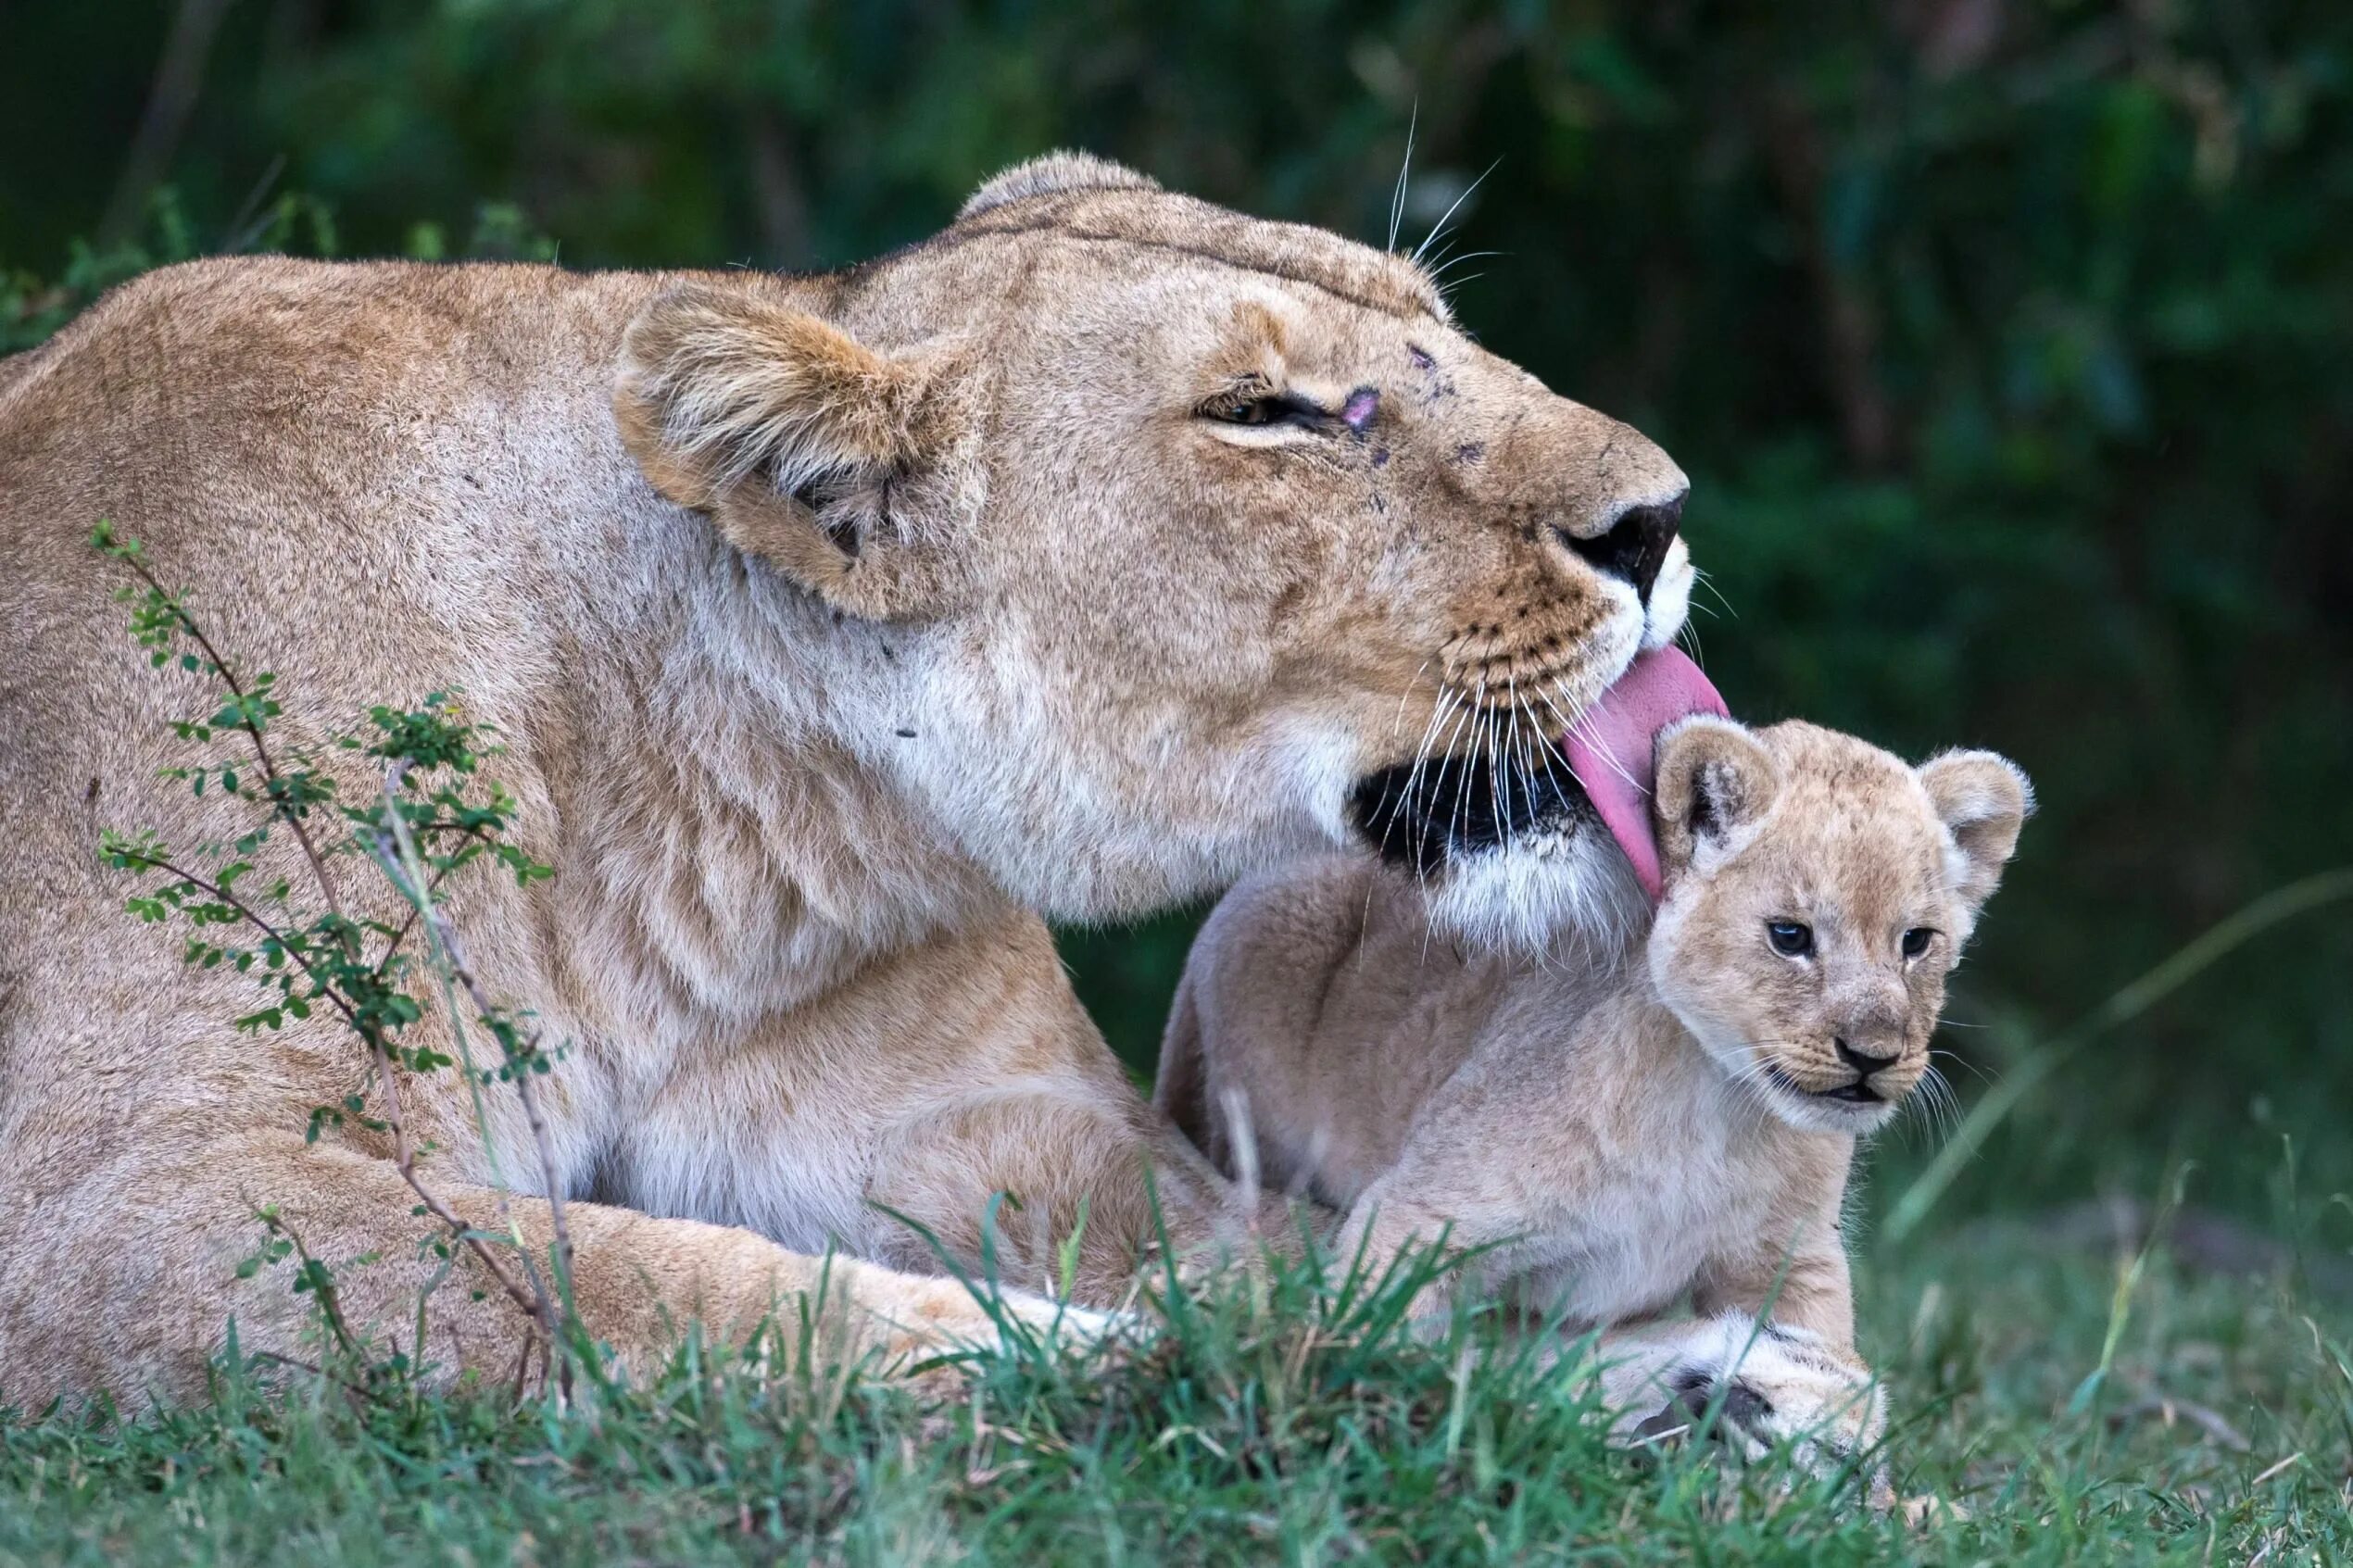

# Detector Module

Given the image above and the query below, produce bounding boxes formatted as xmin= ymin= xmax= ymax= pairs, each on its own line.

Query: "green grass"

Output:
xmin=4 ymin=1209 xmax=2347 ymax=1566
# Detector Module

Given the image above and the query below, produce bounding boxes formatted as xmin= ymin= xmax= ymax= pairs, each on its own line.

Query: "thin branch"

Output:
xmin=113 ymin=547 xmax=345 ymax=919
xmin=364 ymin=1026 xmax=550 ymax=1335
xmin=117 ymin=850 xmax=359 ymax=1031
xmin=371 ymin=767 xmax=571 ymax=1372
xmin=98 ymin=534 xmax=564 ymax=1387
xmin=260 ymin=1210 xmax=363 ymax=1362
xmin=375 ymin=770 xmax=575 ymax=1298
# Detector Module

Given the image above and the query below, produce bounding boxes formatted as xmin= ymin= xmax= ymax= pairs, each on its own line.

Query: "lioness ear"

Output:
xmin=1652 ymin=715 xmax=1780 ymax=876
xmin=1918 ymin=750 xmax=2033 ymax=915
xmin=613 ymin=283 xmax=951 ymax=620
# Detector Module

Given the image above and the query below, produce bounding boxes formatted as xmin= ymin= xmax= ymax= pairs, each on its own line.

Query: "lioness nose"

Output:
xmin=1557 ymin=490 xmax=1684 ymax=604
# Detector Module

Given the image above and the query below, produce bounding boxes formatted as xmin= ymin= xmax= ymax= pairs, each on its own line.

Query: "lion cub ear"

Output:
xmin=1917 ymin=750 xmax=2033 ymax=915
xmin=1652 ymin=715 xmax=1780 ymax=877
xmin=613 ymin=283 xmax=955 ymax=620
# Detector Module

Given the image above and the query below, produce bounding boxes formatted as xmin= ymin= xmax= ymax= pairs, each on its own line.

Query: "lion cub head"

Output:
xmin=1645 ymin=718 xmax=2032 ymax=1135
xmin=610 ymin=153 xmax=1692 ymax=924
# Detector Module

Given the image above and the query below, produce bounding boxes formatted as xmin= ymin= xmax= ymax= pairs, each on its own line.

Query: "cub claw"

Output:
xmin=1627 ymin=1373 xmax=1774 ymax=1448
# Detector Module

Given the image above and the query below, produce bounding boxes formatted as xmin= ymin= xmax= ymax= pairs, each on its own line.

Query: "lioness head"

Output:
xmin=1646 ymin=718 xmax=2031 ymax=1134
xmin=612 ymin=153 xmax=1691 ymax=922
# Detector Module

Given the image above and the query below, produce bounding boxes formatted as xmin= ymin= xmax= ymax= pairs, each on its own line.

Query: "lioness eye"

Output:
xmin=1766 ymin=921 xmax=1813 ymax=959
xmin=1202 ymin=390 xmax=1324 ymax=428
xmin=1901 ymin=927 xmax=1936 ymax=959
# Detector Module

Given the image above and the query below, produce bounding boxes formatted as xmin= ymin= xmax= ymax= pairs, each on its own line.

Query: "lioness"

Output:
xmin=0 ymin=154 xmax=1694 ymax=1402
xmin=1159 ymin=675 xmax=2030 ymax=1466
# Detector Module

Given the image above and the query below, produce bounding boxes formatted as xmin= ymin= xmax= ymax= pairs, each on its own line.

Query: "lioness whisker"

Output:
xmin=1387 ymin=659 xmax=1433 ymax=744
xmin=1493 ymin=671 xmax=1523 ymax=849
xmin=1403 ymin=687 xmax=1473 ymax=872
xmin=1692 ymin=566 xmax=1739 ymax=622
xmin=1412 ymin=157 xmax=1502 ymax=267
xmin=1448 ymin=675 xmax=1490 ymax=858
xmin=1381 ymin=681 xmax=1459 ymax=871
xmin=1387 ymin=105 xmax=1417 ymax=256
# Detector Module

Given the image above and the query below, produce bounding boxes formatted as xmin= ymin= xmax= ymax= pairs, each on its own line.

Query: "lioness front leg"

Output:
xmin=864 ymin=1086 xmax=1245 ymax=1306
xmin=6 ymin=1136 xmax=1095 ymax=1408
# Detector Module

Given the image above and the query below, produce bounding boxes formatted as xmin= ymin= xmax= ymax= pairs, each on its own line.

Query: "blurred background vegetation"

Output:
xmin=6 ymin=0 xmax=2348 ymax=1229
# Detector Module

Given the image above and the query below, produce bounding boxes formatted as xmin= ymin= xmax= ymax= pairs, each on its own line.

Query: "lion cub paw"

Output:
xmin=1597 ymin=1313 xmax=1888 ymax=1499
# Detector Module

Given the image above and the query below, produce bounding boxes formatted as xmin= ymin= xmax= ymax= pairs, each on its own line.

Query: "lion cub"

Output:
xmin=1157 ymin=717 xmax=2029 ymax=1459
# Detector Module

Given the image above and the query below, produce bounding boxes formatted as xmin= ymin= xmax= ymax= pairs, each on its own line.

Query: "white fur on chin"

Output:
xmin=1423 ymin=825 xmax=1649 ymax=960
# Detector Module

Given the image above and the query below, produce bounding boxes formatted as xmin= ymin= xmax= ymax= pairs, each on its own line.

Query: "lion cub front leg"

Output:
xmin=1599 ymin=1227 xmax=1889 ymax=1500
xmin=1330 ymin=1123 xmax=1568 ymax=1330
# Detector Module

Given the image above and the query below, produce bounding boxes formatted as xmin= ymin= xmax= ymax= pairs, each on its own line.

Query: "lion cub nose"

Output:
xmin=1555 ymin=489 xmax=1685 ymax=604
xmin=1833 ymin=1036 xmax=1902 ymax=1078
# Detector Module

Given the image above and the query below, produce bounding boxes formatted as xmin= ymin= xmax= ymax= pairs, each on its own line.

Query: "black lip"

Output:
xmin=1346 ymin=738 xmax=1599 ymax=877
xmin=1765 ymin=1065 xmax=1883 ymax=1106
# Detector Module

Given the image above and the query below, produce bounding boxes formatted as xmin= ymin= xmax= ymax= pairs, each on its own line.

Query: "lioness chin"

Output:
xmin=0 ymin=153 xmax=1691 ymax=1404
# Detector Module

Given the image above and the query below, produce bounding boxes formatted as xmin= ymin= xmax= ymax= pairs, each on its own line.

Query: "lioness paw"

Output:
xmin=868 ymin=1278 xmax=1131 ymax=1385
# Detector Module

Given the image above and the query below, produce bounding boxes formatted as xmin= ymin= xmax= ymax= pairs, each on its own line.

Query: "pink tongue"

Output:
xmin=1561 ymin=647 xmax=1730 ymax=904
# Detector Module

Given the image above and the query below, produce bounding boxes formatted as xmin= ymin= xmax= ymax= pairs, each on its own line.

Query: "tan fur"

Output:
xmin=0 ymin=154 xmax=1692 ymax=1403
xmin=1160 ymin=720 xmax=2029 ymax=1473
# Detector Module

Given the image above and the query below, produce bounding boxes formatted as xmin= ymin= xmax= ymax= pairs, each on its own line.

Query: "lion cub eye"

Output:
xmin=1901 ymin=927 xmax=1937 ymax=960
xmin=1765 ymin=920 xmax=1814 ymax=959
